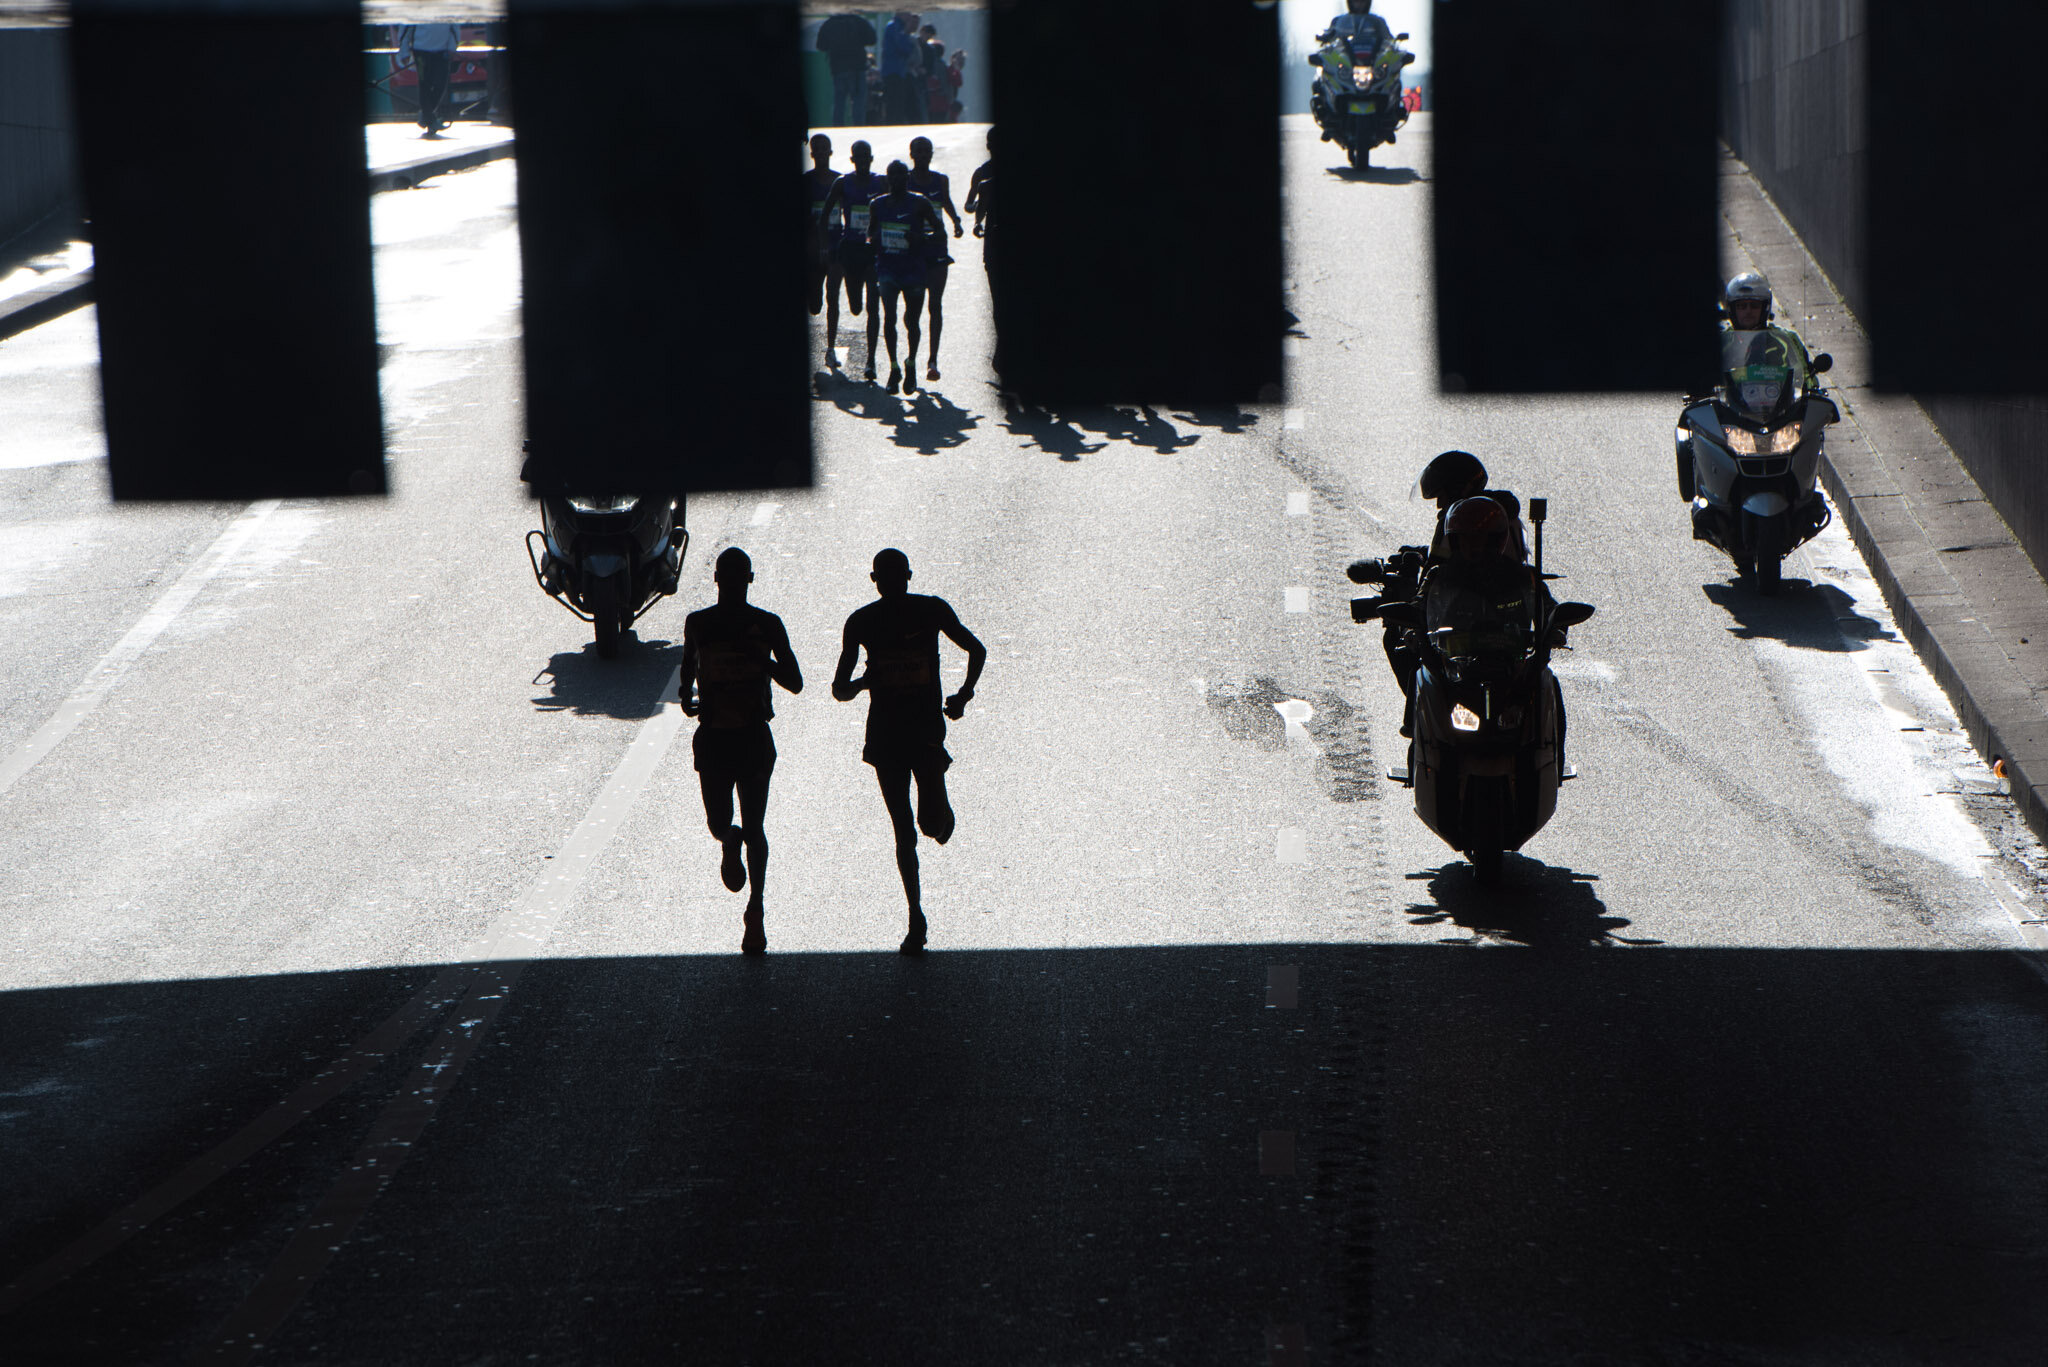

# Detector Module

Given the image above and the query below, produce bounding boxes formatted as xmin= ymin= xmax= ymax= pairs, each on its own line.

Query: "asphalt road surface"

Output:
xmin=3 ymin=116 xmax=2047 ymax=1364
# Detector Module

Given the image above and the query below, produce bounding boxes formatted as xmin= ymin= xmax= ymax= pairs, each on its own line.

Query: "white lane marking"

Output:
xmin=1274 ymin=699 xmax=1321 ymax=757
xmin=202 ymin=667 xmax=686 ymax=1359
xmin=1276 ymin=828 xmax=1307 ymax=864
xmin=749 ymin=501 xmax=782 ymax=527
xmin=1283 ymin=408 xmax=1306 ymax=430
xmin=1282 ymin=337 xmax=1300 ymax=357
xmin=1286 ymin=491 xmax=1310 ymax=517
xmin=1284 ymin=586 xmax=1309 ymax=614
xmin=1190 ymin=676 xmax=1208 ymax=700
xmin=1550 ymin=658 xmax=1616 ymax=682
xmin=0 ymin=499 xmax=281 ymax=802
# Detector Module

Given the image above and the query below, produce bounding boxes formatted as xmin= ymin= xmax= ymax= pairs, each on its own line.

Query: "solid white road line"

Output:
xmin=0 ymin=499 xmax=281 ymax=802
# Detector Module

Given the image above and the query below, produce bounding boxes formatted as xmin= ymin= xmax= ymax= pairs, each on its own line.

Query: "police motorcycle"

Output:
xmin=1676 ymin=323 xmax=1837 ymax=596
xmin=1308 ymin=26 xmax=1414 ymax=169
xmin=1350 ymin=497 xmax=1594 ymax=882
xmin=521 ymin=443 xmax=687 ymax=659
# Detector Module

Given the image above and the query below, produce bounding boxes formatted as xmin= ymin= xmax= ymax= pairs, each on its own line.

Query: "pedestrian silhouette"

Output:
xmin=832 ymin=549 xmax=987 ymax=953
xmin=679 ymin=548 xmax=803 ymax=954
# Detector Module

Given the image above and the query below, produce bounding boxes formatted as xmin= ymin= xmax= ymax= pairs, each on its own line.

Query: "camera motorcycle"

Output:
xmin=1308 ymin=27 xmax=1414 ymax=169
xmin=1676 ymin=336 xmax=1837 ymax=595
xmin=1350 ymin=498 xmax=1594 ymax=882
xmin=521 ymin=445 xmax=687 ymax=658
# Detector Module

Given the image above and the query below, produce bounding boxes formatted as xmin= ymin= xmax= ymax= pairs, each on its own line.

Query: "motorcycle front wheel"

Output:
xmin=590 ymin=573 xmax=626 ymax=658
xmin=1347 ymin=140 xmax=1369 ymax=170
xmin=1753 ymin=514 xmax=1787 ymax=596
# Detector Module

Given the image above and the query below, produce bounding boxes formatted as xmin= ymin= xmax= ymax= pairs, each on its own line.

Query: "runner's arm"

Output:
xmin=934 ymin=175 xmax=963 ymax=236
xmin=831 ymin=621 xmax=867 ymax=701
xmin=678 ymin=623 xmax=700 ymax=715
xmin=771 ymin=619 xmax=804 ymax=695
xmin=939 ymin=607 xmax=987 ymax=717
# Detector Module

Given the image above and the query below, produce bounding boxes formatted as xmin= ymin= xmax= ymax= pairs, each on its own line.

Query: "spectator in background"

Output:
xmin=944 ymin=50 xmax=966 ymax=122
xmin=816 ymin=11 xmax=876 ymax=127
xmin=918 ymin=24 xmax=945 ymax=122
xmin=881 ymin=10 xmax=920 ymax=124
xmin=399 ymin=23 xmax=460 ymax=138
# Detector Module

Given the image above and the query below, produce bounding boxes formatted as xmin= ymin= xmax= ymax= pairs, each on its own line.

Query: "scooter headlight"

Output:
xmin=567 ymin=494 xmax=640 ymax=515
xmin=1450 ymin=703 xmax=1483 ymax=732
xmin=1765 ymin=422 xmax=1803 ymax=454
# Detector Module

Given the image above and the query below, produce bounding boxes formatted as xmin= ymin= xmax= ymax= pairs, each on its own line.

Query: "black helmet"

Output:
xmin=1419 ymin=450 xmax=1487 ymax=505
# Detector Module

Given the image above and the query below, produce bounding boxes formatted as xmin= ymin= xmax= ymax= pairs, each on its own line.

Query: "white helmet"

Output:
xmin=1724 ymin=271 xmax=1773 ymax=319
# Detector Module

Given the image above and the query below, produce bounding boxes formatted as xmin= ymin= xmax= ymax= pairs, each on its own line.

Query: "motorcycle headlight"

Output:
xmin=1766 ymin=422 xmax=1803 ymax=454
xmin=1721 ymin=427 xmax=1760 ymax=456
xmin=1450 ymin=703 xmax=1482 ymax=732
xmin=567 ymin=494 xmax=640 ymax=514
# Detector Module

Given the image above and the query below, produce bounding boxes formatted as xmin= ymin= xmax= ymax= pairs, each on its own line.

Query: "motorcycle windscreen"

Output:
xmin=1432 ymin=0 xmax=1722 ymax=392
xmin=69 ymin=0 xmax=385 ymax=500
xmin=510 ymin=0 xmax=810 ymax=494
xmin=1867 ymin=4 xmax=2048 ymax=394
xmin=988 ymin=0 xmax=1283 ymax=406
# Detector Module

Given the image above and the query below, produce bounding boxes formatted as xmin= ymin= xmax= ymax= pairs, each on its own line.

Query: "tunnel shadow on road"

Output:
xmin=4 ymin=945 xmax=2048 ymax=1364
xmin=530 ymin=637 xmax=683 ymax=718
xmin=1402 ymin=856 xmax=1657 ymax=949
xmin=813 ymin=369 xmax=980 ymax=455
xmin=1703 ymin=578 xmax=1898 ymax=651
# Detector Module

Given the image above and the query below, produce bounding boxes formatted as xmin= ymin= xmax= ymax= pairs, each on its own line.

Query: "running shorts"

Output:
xmin=694 ymin=721 xmax=777 ymax=778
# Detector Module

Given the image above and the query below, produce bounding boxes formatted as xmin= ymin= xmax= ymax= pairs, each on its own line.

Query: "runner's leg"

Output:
xmin=924 ymin=262 xmax=948 ymax=380
xmin=700 ymin=770 xmax=744 ymax=890
xmin=901 ymin=283 xmax=926 ymax=393
xmin=864 ymin=269 xmax=882 ymax=377
xmin=913 ymin=760 xmax=955 ymax=845
xmin=825 ymin=258 xmax=843 ymax=358
xmin=736 ymin=770 xmax=771 ymax=905
xmin=876 ymin=765 xmax=921 ymax=913
xmin=880 ymin=284 xmax=902 ymax=390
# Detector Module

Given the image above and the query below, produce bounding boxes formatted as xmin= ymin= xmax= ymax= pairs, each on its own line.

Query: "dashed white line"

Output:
xmin=749 ymin=501 xmax=782 ymax=527
xmin=1284 ymin=586 xmax=1309 ymax=614
xmin=1283 ymin=408 xmax=1306 ymax=430
xmin=1286 ymin=491 xmax=1310 ymax=517
xmin=1276 ymin=828 xmax=1307 ymax=864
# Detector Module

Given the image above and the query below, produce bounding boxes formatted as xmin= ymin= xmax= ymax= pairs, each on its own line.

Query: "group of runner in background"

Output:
xmin=806 ymin=131 xmax=993 ymax=396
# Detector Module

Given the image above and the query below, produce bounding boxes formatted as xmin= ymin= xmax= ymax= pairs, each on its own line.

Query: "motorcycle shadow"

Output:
xmin=1327 ymin=165 xmax=1423 ymax=185
xmin=813 ymin=368 xmax=980 ymax=455
xmin=1702 ymin=579 xmax=1898 ymax=651
xmin=531 ymin=638 xmax=685 ymax=719
xmin=1403 ymin=857 xmax=1660 ymax=950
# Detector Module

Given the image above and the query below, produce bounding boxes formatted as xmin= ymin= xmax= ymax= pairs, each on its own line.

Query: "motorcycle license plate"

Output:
xmin=1349 ymin=99 xmax=1377 ymax=114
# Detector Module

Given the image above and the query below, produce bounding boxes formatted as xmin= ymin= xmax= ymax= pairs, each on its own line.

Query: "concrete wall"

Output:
xmin=1721 ymin=0 xmax=2048 ymax=584
xmin=0 ymin=28 xmax=76 ymax=251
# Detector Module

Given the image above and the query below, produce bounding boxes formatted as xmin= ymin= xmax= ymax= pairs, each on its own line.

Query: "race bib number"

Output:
xmin=849 ymin=205 xmax=871 ymax=233
xmin=867 ymin=648 xmax=932 ymax=688
xmin=880 ymin=221 xmax=911 ymax=253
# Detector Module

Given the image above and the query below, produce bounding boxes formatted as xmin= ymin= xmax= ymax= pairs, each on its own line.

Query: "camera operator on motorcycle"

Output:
xmin=1719 ymin=271 xmax=1816 ymax=389
xmin=1431 ymin=496 xmax=1570 ymax=759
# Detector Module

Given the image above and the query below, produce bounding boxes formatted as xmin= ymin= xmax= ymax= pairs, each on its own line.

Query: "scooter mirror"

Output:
xmin=1812 ymin=352 xmax=1834 ymax=374
xmin=1528 ymin=497 xmax=1548 ymax=524
xmin=1551 ymin=602 xmax=1595 ymax=628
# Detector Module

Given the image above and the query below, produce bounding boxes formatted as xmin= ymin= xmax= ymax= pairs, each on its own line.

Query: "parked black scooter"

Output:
xmin=1352 ymin=497 xmax=1594 ymax=881
xmin=521 ymin=445 xmax=687 ymax=659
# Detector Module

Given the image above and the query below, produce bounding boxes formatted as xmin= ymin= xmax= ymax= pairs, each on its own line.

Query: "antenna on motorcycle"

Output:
xmin=1528 ymin=497 xmax=1547 ymax=585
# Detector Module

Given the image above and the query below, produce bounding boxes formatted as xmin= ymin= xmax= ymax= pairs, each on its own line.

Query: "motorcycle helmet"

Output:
xmin=1724 ymin=271 xmax=1773 ymax=322
xmin=1418 ymin=450 xmax=1488 ymax=507
xmin=1348 ymin=0 xmax=1374 ymax=12
xmin=1444 ymin=496 xmax=1511 ymax=562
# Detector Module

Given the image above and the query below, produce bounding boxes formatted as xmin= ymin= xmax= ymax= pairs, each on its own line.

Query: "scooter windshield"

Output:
xmin=1721 ymin=329 xmax=1803 ymax=418
xmin=1425 ymin=571 xmax=1530 ymax=657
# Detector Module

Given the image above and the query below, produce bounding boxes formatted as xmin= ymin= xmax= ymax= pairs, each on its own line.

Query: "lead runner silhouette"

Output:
xmin=832 ymin=549 xmax=987 ymax=953
xmin=679 ymin=548 xmax=803 ymax=954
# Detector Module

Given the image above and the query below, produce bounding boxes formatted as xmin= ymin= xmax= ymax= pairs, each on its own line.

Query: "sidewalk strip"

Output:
xmin=0 ymin=500 xmax=280 ymax=803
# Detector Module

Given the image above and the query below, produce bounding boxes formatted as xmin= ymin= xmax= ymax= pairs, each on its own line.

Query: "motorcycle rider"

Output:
xmin=1429 ymin=496 xmax=1571 ymax=762
xmin=1720 ymin=271 xmax=1816 ymax=389
xmin=1320 ymin=0 xmax=1392 ymax=52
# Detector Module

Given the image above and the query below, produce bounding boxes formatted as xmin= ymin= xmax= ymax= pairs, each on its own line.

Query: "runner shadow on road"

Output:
xmin=530 ymin=638 xmax=684 ymax=719
xmin=813 ymin=370 xmax=980 ymax=455
xmin=998 ymin=394 xmax=1209 ymax=460
xmin=1702 ymin=579 xmax=1896 ymax=651
xmin=1327 ymin=165 xmax=1424 ymax=185
xmin=1404 ymin=856 xmax=1658 ymax=949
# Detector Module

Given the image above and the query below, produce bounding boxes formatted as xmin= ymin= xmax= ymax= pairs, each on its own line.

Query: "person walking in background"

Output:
xmin=399 ymin=23 xmax=461 ymax=138
xmin=815 ymin=10 xmax=875 ymax=127
xmin=881 ymin=11 xmax=920 ymax=124
xmin=944 ymin=50 xmax=967 ymax=122
xmin=917 ymin=24 xmax=945 ymax=122
xmin=833 ymin=549 xmax=987 ymax=954
xmin=679 ymin=548 xmax=804 ymax=955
